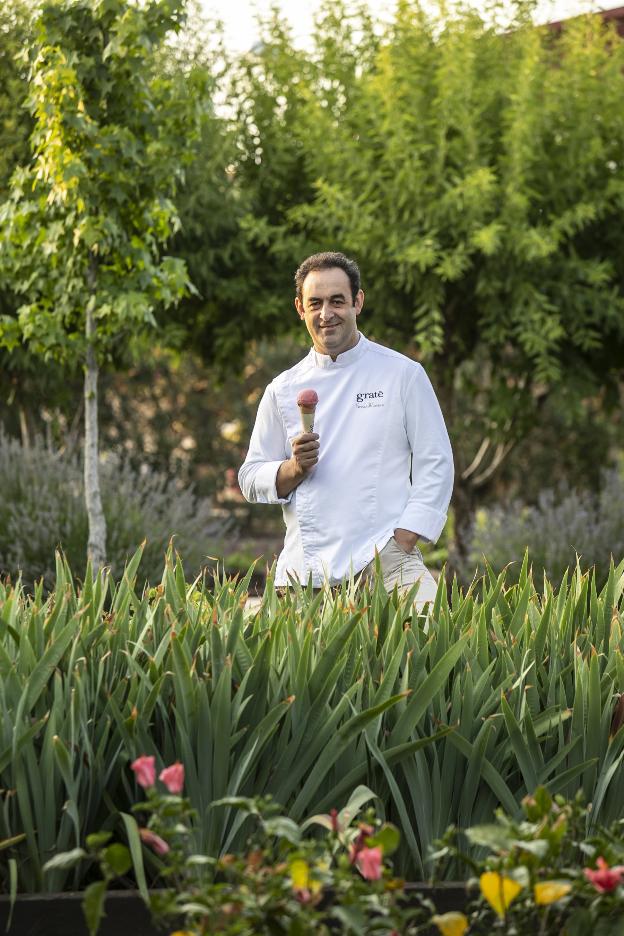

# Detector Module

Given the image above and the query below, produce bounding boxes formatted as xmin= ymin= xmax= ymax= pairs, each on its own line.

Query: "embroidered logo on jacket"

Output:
xmin=356 ymin=390 xmax=384 ymax=408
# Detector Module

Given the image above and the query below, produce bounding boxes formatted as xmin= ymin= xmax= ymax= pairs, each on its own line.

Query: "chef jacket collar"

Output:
xmin=309 ymin=332 xmax=367 ymax=369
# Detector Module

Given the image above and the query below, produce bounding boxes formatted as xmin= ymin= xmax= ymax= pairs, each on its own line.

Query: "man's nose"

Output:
xmin=319 ymin=301 xmax=333 ymax=319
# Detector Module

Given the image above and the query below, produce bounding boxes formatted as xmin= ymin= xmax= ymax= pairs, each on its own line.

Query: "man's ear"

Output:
xmin=295 ymin=297 xmax=305 ymax=320
xmin=355 ymin=290 xmax=365 ymax=315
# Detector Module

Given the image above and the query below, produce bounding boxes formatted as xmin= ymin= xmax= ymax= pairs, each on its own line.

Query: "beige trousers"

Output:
xmin=361 ymin=537 xmax=438 ymax=611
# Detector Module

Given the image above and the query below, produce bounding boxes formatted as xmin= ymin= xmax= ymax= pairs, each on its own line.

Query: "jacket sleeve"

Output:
xmin=238 ymin=385 xmax=293 ymax=505
xmin=396 ymin=365 xmax=454 ymax=543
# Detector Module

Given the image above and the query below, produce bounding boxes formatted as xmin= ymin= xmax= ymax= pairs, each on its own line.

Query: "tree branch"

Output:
xmin=461 ymin=437 xmax=490 ymax=481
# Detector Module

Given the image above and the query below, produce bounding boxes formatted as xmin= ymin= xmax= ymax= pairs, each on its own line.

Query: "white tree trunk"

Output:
xmin=84 ymin=300 xmax=107 ymax=572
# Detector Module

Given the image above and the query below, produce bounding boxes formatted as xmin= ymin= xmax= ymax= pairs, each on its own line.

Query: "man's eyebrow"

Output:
xmin=307 ymin=292 xmax=348 ymax=302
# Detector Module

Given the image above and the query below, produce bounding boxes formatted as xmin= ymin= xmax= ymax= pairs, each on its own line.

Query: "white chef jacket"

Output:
xmin=238 ymin=333 xmax=454 ymax=587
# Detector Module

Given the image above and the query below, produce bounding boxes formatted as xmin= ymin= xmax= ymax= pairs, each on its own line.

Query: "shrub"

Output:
xmin=50 ymin=784 xmax=430 ymax=936
xmin=459 ymin=467 xmax=624 ymax=589
xmin=433 ymin=786 xmax=624 ymax=934
xmin=2 ymin=548 xmax=624 ymax=894
xmin=0 ymin=430 xmax=228 ymax=589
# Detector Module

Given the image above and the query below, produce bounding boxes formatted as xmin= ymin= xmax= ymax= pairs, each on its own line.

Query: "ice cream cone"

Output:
xmin=296 ymin=389 xmax=318 ymax=433
xmin=298 ymin=405 xmax=316 ymax=432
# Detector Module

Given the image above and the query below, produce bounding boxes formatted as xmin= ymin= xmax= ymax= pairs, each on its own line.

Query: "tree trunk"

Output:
xmin=451 ymin=475 xmax=477 ymax=562
xmin=84 ymin=299 xmax=107 ymax=573
xmin=18 ymin=406 xmax=30 ymax=449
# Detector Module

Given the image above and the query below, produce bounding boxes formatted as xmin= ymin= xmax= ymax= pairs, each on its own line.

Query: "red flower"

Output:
xmin=356 ymin=846 xmax=383 ymax=881
xmin=159 ymin=762 xmax=185 ymax=794
xmin=584 ymin=857 xmax=624 ymax=893
xmin=131 ymin=755 xmax=156 ymax=789
xmin=139 ymin=828 xmax=170 ymax=855
xmin=349 ymin=823 xmax=376 ymax=866
xmin=330 ymin=808 xmax=340 ymax=833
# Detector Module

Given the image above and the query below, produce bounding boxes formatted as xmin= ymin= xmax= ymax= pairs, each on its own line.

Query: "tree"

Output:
xmin=0 ymin=0 xmax=201 ymax=569
xmin=229 ymin=1 xmax=624 ymax=548
xmin=166 ymin=10 xmax=320 ymax=370
xmin=0 ymin=0 xmax=32 ymax=191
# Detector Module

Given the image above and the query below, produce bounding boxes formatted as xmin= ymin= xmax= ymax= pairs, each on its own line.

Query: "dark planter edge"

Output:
xmin=0 ymin=884 xmax=469 ymax=935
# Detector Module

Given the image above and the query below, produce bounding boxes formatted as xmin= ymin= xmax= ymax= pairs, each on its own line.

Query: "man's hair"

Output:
xmin=294 ymin=252 xmax=361 ymax=303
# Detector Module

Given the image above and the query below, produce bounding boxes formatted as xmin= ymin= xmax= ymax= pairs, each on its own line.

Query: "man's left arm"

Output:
xmin=394 ymin=366 xmax=454 ymax=553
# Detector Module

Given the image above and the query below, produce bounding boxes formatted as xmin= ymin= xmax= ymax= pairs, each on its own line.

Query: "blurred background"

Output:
xmin=1 ymin=0 xmax=622 ymax=591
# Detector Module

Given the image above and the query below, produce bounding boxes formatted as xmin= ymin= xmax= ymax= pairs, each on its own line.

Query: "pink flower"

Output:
xmin=330 ymin=808 xmax=340 ymax=833
xmin=584 ymin=857 xmax=624 ymax=893
xmin=355 ymin=846 xmax=383 ymax=881
xmin=139 ymin=828 xmax=170 ymax=855
xmin=348 ymin=823 xmax=374 ymax=865
xmin=131 ymin=755 xmax=156 ymax=789
xmin=159 ymin=762 xmax=185 ymax=794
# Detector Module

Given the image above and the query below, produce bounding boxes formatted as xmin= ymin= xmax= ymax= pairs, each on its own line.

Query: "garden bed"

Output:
xmin=0 ymin=892 xmax=167 ymax=936
xmin=2 ymin=548 xmax=623 ymax=902
xmin=0 ymin=885 xmax=469 ymax=936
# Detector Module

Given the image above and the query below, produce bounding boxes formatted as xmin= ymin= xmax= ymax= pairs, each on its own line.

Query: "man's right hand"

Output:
xmin=276 ymin=432 xmax=319 ymax=498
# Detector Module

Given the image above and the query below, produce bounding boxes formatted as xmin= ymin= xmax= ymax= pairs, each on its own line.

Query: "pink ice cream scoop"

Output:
xmin=297 ymin=388 xmax=318 ymax=432
xmin=297 ymin=389 xmax=318 ymax=409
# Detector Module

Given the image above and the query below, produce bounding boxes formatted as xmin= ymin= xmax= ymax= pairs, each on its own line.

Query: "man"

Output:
xmin=238 ymin=252 xmax=453 ymax=607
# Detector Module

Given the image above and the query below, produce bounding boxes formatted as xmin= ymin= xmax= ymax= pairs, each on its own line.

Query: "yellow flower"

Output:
xmin=534 ymin=880 xmax=573 ymax=905
xmin=170 ymin=931 xmax=196 ymax=936
xmin=480 ymin=871 xmax=523 ymax=917
xmin=432 ymin=911 xmax=469 ymax=936
xmin=289 ymin=858 xmax=310 ymax=890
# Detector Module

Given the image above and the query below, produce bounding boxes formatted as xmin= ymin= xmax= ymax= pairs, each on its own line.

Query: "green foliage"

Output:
xmin=0 ymin=0 xmax=199 ymax=360
xmin=94 ymin=337 xmax=310 ymax=497
xmin=67 ymin=787 xmax=429 ymax=935
xmin=0 ymin=0 xmax=35 ymax=355
xmin=0 ymin=0 xmax=32 ymax=197
xmin=460 ymin=467 xmax=624 ymax=589
xmin=2 ymin=0 xmax=622 ymax=546
xmin=0 ymin=0 xmax=209 ymax=568
xmin=435 ymin=787 xmax=624 ymax=933
xmin=0 ymin=430 xmax=227 ymax=589
xmin=282 ymin=2 xmax=624 ymax=390
xmin=1 ymin=547 xmax=623 ymax=896
xmin=224 ymin=1 xmax=624 ymax=523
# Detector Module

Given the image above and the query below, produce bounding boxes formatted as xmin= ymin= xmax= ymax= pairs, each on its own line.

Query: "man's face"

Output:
xmin=295 ymin=267 xmax=364 ymax=359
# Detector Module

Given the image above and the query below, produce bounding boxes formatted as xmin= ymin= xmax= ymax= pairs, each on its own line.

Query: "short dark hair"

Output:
xmin=294 ymin=252 xmax=361 ymax=303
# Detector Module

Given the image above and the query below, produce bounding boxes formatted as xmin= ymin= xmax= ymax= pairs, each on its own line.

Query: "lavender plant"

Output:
xmin=461 ymin=467 xmax=624 ymax=589
xmin=0 ymin=430 xmax=227 ymax=589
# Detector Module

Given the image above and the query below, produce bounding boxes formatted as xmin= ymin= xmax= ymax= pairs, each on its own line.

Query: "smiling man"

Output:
xmin=238 ymin=251 xmax=454 ymax=607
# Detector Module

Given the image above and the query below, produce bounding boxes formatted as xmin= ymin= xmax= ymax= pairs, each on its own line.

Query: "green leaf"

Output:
xmin=332 ymin=905 xmax=367 ymax=935
xmin=366 ymin=823 xmax=400 ymax=856
xmin=563 ymin=910 xmax=594 ymax=936
xmin=390 ymin=634 xmax=470 ymax=745
xmin=512 ymin=838 xmax=549 ymax=858
xmin=501 ymin=694 xmax=539 ymax=792
xmin=82 ymin=880 xmax=107 ymax=936
xmin=365 ymin=733 xmax=424 ymax=877
xmin=102 ymin=844 xmax=132 ymax=876
xmin=0 ymin=833 xmax=27 ymax=852
xmin=7 ymin=859 xmax=17 ymax=931
xmin=262 ymin=816 xmax=301 ymax=845
xmin=43 ymin=848 xmax=87 ymax=872
xmin=86 ymin=832 xmax=114 ymax=850
xmin=120 ymin=813 xmax=148 ymax=903
xmin=465 ymin=824 xmax=513 ymax=852
xmin=339 ymin=786 xmax=379 ymax=826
